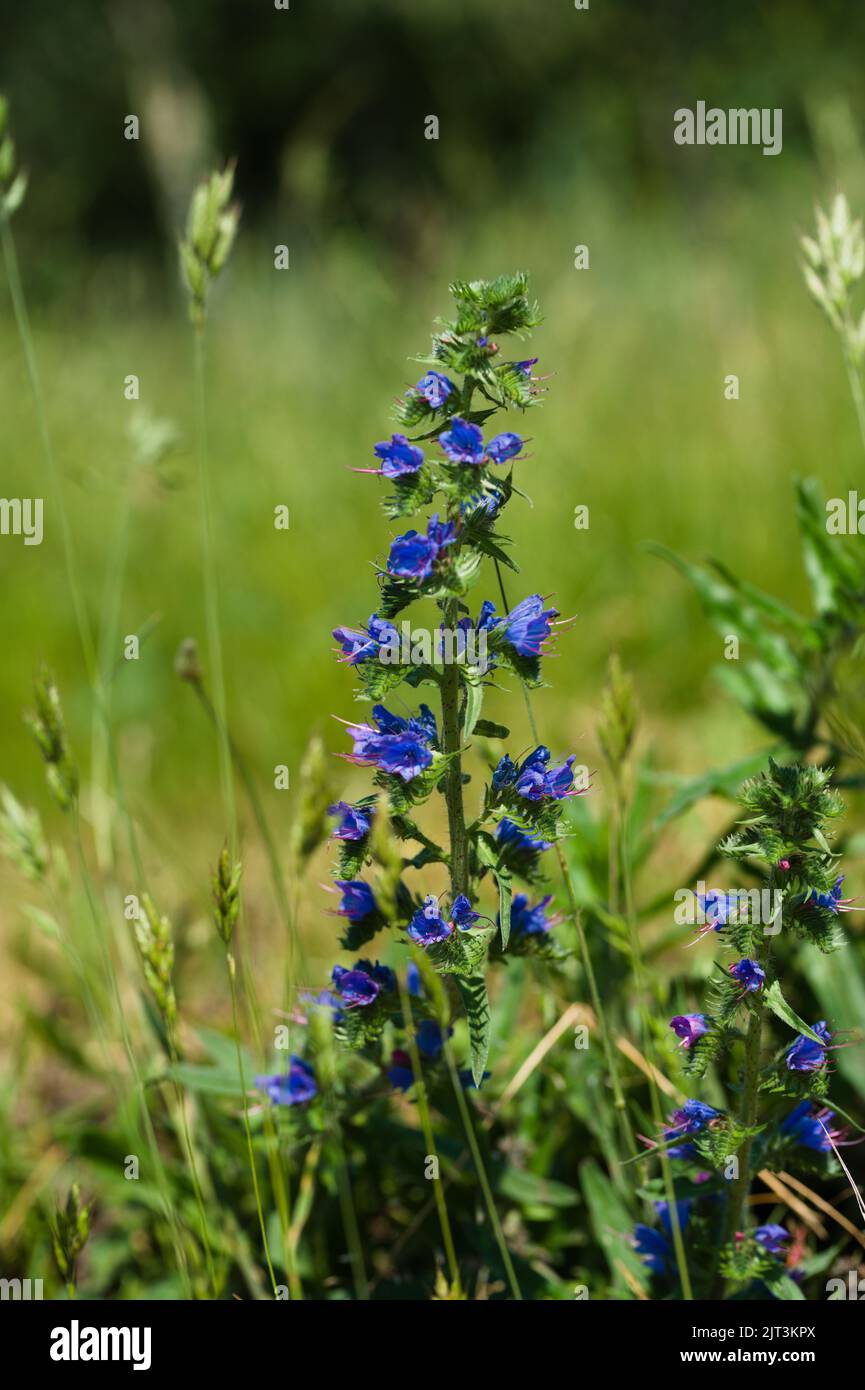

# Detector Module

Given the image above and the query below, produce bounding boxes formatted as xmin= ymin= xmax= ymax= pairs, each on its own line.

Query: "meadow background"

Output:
xmin=3 ymin=0 xmax=865 ymax=1299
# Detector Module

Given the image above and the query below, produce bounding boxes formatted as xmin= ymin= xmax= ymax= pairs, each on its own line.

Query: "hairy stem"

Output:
xmin=441 ymin=598 xmax=469 ymax=896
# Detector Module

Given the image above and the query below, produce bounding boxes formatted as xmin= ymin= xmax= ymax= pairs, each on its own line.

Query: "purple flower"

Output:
xmin=438 ymin=417 xmax=524 ymax=467
xmin=439 ymin=417 xmax=487 ymax=465
xmin=342 ymin=703 xmax=437 ymax=782
xmin=413 ymin=371 xmax=455 ymax=409
xmin=754 ymin=1223 xmax=790 ymax=1256
xmin=498 ymin=594 xmax=559 ymax=657
xmin=333 ymin=879 xmax=377 ymax=922
xmin=330 ymin=959 xmax=393 ymax=1007
xmin=807 ymin=875 xmax=857 ymax=914
xmin=407 ymin=895 xmax=452 ymax=945
xmin=450 ymin=894 xmax=480 ymax=930
xmin=486 ymin=431 xmax=524 ymax=464
xmin=329 ymin=800 xmax=374 ymax=841
xmin=511 ymin=745 xmax=581 ymax=802
xmin=729 ymin=958 xmax=766 ymax=993
xmin=357 ymin=958 xmax=397 ymax=992
xmin=785 ymin=1021 xmax=831 ymax=1072
xmin=406 ymin=960 xmax=423 ymax=996
xmin=331 ymin=965 xmax=379 ymax=1007
xmin=509 ymin=893 xmax=559 ymax=937
xmin=633 ymin=1223 xmax=671 ymax=1275
xmin=669 ymin=1014 xmax=710 ymax=1049
xmin=634 ymin=1201 xmax=691 ymax=1275
xmin=492 ymin=754 xmax=517 ymax=788
xmin=257 ymin=1057 xmax=317 ymax=1107
xmin=333 ymin=613 xmax=399 ymax=665
xmin=780 ymin=1101 xmax=843 ymax=1152
xmin=696 ymin=890 xmax=740 ymax=928
xmin=387 ymin=512 xmax=456 ymax=581
xmin=514 ymin=358 xmax=538 ymax=377
xmin=665 ymin=1098 xmax=721 ymax=1137
xmin=373 ymin=434 xmax=424 ymax=479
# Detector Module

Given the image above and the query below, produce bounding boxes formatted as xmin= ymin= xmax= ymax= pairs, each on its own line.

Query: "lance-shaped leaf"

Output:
xmin=457 ymin=971 xmax=491 ymax=1088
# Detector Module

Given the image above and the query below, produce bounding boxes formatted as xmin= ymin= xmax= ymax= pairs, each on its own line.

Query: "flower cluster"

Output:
xmin=635 ymin=762 xmax=857 ymax=1297
xmin=283 ymin=275 xmax=578 ymax=1088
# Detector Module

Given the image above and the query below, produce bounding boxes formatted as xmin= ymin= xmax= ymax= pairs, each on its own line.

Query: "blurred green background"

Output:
xmin=3 ymin=0 xmax=865 ymax=913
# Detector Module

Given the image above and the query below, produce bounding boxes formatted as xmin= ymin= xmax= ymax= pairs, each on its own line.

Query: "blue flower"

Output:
xmin=665 ymin=1098 xmax=720 ymax=1137
xmin=257 ymin=1057 xmax=317 ymax=1106
xmin=357 ymin=958 xmax=397 ymax=993
xmin=387 ymin=512 xmax=456 ymax=581
xmin=633 ymin=1223 xmax=671 ymax=1275
xmin=343 ymin=703 xmax=437 ymax=782
xmin=413 ymin=371 xmax=455 ymax=409
xmin=406 ymin=960 xmax=423 ymax=997
xmin=780 ymin=1101 xmax=841 ymax=1152
xmin=416 ymin=1020 xmax=450 ymax=1058
xmin=669 ymin=1013 xmax=710 ymax=1049
xmin=331 ymin=960 xmax=389 ymax=1007
xmin=514 ymin=358 xmax=538 ymax=377
xmin=492 ymin=754 xmax=517 ymax=788
xmin=806 ymin=875 xmax=856 ymax=914
xmin=486 ymin=431 xmax=524 ymax=464
xmin=634 ymin=1201 xmax=691 ymax=1275
xmin=438 ymin=417 xmax=524 ymax=467
xmin=495 ymin=818 xmax=553 ymax=872
xmin=333 ymin=879 xmax=377 ymax=922
xmin=450 ymin=894 xmax=480 ymax=930
xmin=509 ymin=892 xmax=557 ymax=937
xmin=498 ymin=594 xmax=559 ymax=657
xmin=696 ymin=889 xmax=741 ymax=928
xmin=329 ymin=800 xmax=374 ymax=841
xmin=387 ymin=1050 xmax=415 ymax=1091
xmin=729 ymin=958 xmax=766 ymax=993
xmin=407 ymin=894 xmax=452 ymax=945
xmin=439 ymin=417 xmax=486 ymax=464
xmin=373 ymin=434 xmax=424 ymax=479
xmin=333 ymin=613 xmax=399 ymax=665
xmin=510 ymin=745 xmax=580 ymax=802
xmin=754 ymin=1223 xmax=789 ymax=1256
xmin=786 ymin=1021 xmax=831 ymax=1072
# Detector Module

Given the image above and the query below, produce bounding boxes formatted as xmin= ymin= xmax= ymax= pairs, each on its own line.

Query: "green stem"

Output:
xmin=442 ymin=1040 xmax=522 ymax=1299
xmin=226 ymin=949 xmax=278 ymax=1297
xmin=193 ymin=328 xmax=238 ymax=854
xmin=492 ymin=560 xmax=635 ymax=1171
xmin=440 ymin=597 xmax=469 ymax=895
xmin=619 ymin=778 xmax=693 ymax=1300
xmin=397 ymin=972 xmax=462 ymax=1294
xmin=0 ymin=209 xmax=96 ymax=679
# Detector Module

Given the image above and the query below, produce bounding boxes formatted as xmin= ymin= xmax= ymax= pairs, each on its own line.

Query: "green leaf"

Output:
xmin=579 ymin=1159 xmax=645 ymax=1296
xmin=462 ymin=678 xmax=484 ymax=739
xmin=763 ymin=1265 xmax=806 ymax=1300
xmin=498 ymin=1166 xmax=580 ymax=1210
xmin=457 ymin=972 xmax=491 ymax=1087
xmin=763 ymin=980 xmax=826 ymax=1045
xmin=494 ymin=865 xmax=512 ymax=950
